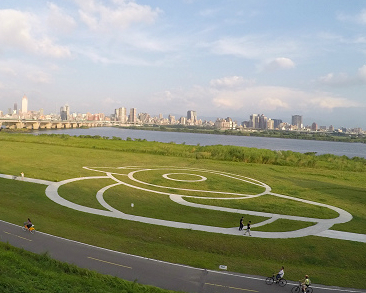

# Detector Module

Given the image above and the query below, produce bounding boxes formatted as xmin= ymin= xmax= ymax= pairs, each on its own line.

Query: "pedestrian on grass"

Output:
xmin=239 ymin=216 xmax=244 ymax=231
xmin=243 ymin=221 xmax=251 ymax=236
xmin=21 ymin=172 xmax=24 ymax=180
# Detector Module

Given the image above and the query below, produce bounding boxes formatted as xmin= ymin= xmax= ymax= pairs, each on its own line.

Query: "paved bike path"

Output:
xmin=1 ymin=220 xmax=365 ymax=293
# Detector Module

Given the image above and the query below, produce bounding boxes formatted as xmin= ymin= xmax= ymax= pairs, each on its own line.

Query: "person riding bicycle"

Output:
xmin=275 ymin=266 xmax=284 ymax=282
xmin=25 ymin=218 xmax=33 ymax=229
xmin=300 ymin=275 xmax=311 ymax=292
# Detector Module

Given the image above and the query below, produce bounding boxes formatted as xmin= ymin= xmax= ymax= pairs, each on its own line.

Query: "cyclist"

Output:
xmin=300 ymin=275 xmax=311 ymax=292
xmin=275 ymin=266 xmax=284 ymax=282
xmin=25 ymin=218 xmax=32 ymax=229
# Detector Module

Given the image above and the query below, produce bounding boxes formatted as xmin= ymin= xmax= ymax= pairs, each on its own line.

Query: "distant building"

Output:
xmin=272 ymin=119 xmax=283 ymax=129
xmin=292 ymin=115 xmax=303 ymax=129
xmin=139 ymin=113 xmax=150 ymax=124
xmin=21 ymin=95 xmax=28 ymax=115
xmin=115 ymin=107 xmax=127 ymax=123
xmin=214 ymin=117 xmax=237 ymax=130
xmin=129 ymin=108 xmax=137 ymax=123
xmin=311 ymin=122 xmax=318 ymax=131
xmin=250 ymin=114 xmax=259 ymax=128
xmin=329 ymin=125 xmax=334 ymax=132
xmin=267 ymin=119 xmax=274 ymax=130
xmin=179 ymin=116 xmax=186 ymax=125
xmin=187 ymin=110 xmax=197 ymax=124
xmin=258 ymin=114 xmax=268 ymax=129
xmin=60 ymin=104 xmax=70 ymax=120
xmin=168 ymin=114 xmax=175 ymax=124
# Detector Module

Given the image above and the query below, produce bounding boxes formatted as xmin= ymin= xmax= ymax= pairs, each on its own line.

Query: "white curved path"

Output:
xmin=1 ymin=166 xmax=365 ymax=243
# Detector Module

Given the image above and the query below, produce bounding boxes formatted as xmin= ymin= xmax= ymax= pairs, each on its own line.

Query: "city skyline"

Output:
xmin=0 ymin=1 xmax=366 ymax=128
xmin=0 ymin=94 xmax=364 ymax=131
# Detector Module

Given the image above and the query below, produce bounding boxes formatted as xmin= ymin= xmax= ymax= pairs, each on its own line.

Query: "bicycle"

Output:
xmin=22 ymin=224 xmax=35 ymax=234
xmin=291 ymin=281 xmax=313 ymax=293
xmin=265 ymin=274 xmax=287 ymax=287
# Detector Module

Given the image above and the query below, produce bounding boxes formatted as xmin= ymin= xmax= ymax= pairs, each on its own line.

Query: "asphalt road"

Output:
xmin=0 ymin=220 xmax=365 ymax=293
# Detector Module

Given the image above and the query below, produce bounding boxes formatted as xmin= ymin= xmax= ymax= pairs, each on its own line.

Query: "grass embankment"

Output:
xmin=0 ymin=133 xmax=365 ymax=289
xmin=0 ymin=242 xmax=176 ymax=293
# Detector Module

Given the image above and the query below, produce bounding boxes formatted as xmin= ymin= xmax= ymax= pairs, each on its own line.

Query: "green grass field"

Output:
xmin=0 ymin=133 xmax=365 ymax=289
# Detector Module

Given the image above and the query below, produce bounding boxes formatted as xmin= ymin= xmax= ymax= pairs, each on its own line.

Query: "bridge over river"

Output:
xmin=0 ymin=118 xmax=121 ymax=130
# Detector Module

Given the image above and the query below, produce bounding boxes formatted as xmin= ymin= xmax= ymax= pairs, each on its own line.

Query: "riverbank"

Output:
xmin=120 ymin=125 xmax=366 ymax=144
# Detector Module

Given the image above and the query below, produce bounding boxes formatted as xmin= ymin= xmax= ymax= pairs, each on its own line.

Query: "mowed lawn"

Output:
xmin=0 ymin=135 xmax=365 ymax=289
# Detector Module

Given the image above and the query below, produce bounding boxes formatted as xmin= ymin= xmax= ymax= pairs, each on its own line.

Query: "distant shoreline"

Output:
xmin=2 ymin=124 xmax=366 ymax=144
xmin=118 ymin=125 xmax=366 ymax=144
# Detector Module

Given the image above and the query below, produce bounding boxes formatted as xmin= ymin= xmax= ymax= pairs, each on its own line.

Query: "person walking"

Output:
xmin=243 ymin=221 xmax=251 ymax=236
xmin=239 ymin=216 xmax=244 ymax=231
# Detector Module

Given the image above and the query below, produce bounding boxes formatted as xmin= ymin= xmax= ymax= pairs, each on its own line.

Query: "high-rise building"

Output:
xmin=187 ymin=110 xmax=197 ymax=124
xmin=168 ymin=114 xmax=175 ymax=124
xmin=14 ymin=103 xmax=17 ymax=114
xmin=21 ymin=95 xmax=28 ymax=114
xmin=115 ymin=107 xmax=127 ymax=123
xmin=273 ymin=119 xmax=283 ymax=129
xmin=258 ymin=114 xmax=268 ymax=129
xmin=292 ymin=115 xmax=303 ymax=129
xmin=311 ymin=122 xmax=318 ymax=131
xmin=179 ymin=116 xmax=186 ymax=125
xmin=249 ymin=114 xmax=259 ymax=128
xmin=267 ymin=119 xmax=274 ymax=130
xmin=139 ymin=113 xmax=150 ymax=124
xmin=129 ymin=108 xmax=137 ymax=123
xmin=60 ymin=104 xmax=70 ymax=120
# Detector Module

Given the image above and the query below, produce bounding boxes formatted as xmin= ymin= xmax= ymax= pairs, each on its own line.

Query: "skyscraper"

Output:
xmin=129 ymin=108 xmax=137 ymax=123
xmin=292 ymin=115 xmax=303 ymax=129
xmin=21 ymin=95 xmax=28 ymax=114
xmin=187 ymin=110 xmax=197 ymax=124
xmin=250 ymin=114 xmax=259 ymax=128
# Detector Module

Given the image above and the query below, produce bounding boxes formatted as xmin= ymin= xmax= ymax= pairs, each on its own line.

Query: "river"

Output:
xmin=31 ymin=127 xmax=366 ymax=159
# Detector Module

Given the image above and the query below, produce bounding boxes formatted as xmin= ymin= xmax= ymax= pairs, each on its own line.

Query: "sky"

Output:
xmin=0 ymin=0 xmax=366 ymax=128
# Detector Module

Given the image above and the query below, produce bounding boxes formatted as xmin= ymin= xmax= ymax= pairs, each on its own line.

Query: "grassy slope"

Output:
xmin=0 ymin=242 xmax=177 ymax=293
xmin=0 ymin=133 xmax=365 ymax=289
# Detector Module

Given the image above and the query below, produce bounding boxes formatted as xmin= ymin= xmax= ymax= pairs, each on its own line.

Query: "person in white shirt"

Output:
xmin=276 ymin=266 xmax=284 ymax=282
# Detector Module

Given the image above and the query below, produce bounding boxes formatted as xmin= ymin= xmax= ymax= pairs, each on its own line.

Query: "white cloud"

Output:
xmin=200 ymin=8 xmax=220 ymax=17
xmin=149 ymin=76 xmax=361 ymax=118
xmin=318 ymin=65 xmax=366 ymax=86
xmin=262 ymin=57 xmax=295 ymax=71
xmin=210 ymin=76 xmax=255 ymax=88
xmin=318 ymin=72 xmax=350 ymax=86
xmin=27 ymin=71 xmax=51 ymax=84
xmin=206 ymin=35 xmax=299 ymax=60
xmin=212 ymin=85 xmax=359 ymax=112
xmin=338 ymin=9 xmax=366 ymax=25
xmin=0 ymin=67 xmax=17 ymax=76
xmin=357 ymin=65 xmax=366 ymax=81
xmin=0 ymin=9 xmax=71 ymax=58
xmin=74 ymin=0 xmax=162 ymax=32
xmin=47 ymin=3 xmax=77 ymax=34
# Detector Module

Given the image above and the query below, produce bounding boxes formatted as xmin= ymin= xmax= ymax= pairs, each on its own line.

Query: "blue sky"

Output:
xmin=0 ymin=0 xmax=366 ymax=128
